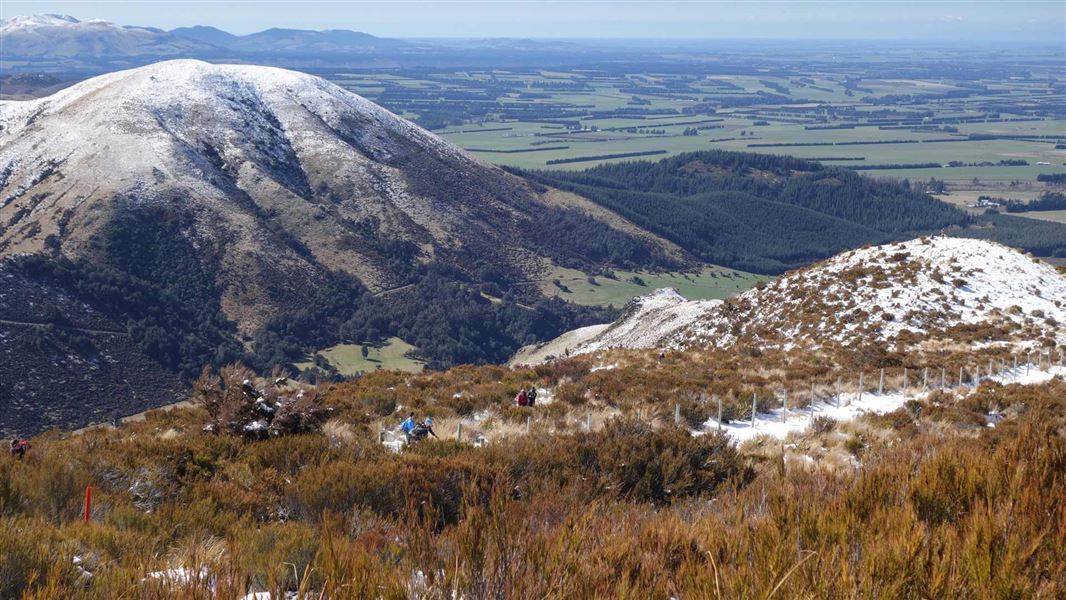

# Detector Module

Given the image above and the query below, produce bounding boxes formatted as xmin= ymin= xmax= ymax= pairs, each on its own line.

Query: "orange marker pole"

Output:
xmin=83 ymin=486 xmax=92 ymax=522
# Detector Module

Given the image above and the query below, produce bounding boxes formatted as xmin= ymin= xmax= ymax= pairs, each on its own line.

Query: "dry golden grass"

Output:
xmin=2 ymin=348 xmax=1064 ymax=598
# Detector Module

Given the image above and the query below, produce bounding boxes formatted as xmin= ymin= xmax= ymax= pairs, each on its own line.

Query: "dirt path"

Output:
xmin=72 ymin=400 xmax=196 ymax=435
xmin=0 ymin=319 xmax=128 ymax=336
xmin=372 ymin=283 xmax=415 ymax=297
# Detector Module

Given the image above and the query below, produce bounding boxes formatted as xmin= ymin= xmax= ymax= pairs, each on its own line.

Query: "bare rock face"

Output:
xmin=0 ymin=60 xmax=588 ymax=335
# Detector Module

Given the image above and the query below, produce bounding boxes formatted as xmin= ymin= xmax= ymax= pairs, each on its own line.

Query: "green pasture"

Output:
xmin=1012 ymin=209 xmax=1066 ymax=224
xmin=296 ymin=337 xmax=425 ymax=376
xmin=531 ymin=265 xmax=767 ymax=307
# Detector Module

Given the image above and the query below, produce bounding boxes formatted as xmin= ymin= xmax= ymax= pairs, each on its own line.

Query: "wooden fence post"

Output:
xmin=940 ymin=367 xmax=946 ymax=389
xmin=903 ymin=368 xmax=908 ymax=396
xmin=83 ymin=486 xmax=92 ymax=522
xmin=923 ymin=367 xmax=928 ymax=391
xmin=959 ymin=366 xmax=964 ymax=388
xmin=782 ymin=389 xmax=788 ymax=422
xmin=716 ymin=395 xmax=722 ymax=431
xmin=674 ymin=403 xmax=681 ymax=427
xmin=586 ymin=413 xmax=592 ymax=432
xmin=857 ymin=372 xmax=864 ymax=404
xmin=526 ymin=416 xmax=531 ymax=434
xmin=879 ymin=368 xmax=885 ymax=395
xmin=751 ymin=393 xmax=757 ymax=428
xmin=457 ymin=422 xmax=463 ymax=442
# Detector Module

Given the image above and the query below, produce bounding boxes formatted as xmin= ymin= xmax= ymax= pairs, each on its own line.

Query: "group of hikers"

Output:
xmin=399 ymin=412 xmax=438 ymax=443
xmin=514 ymin=386 xmax=538 ymax=407
xmin=395 ymin=386 xmax=541 ymax=445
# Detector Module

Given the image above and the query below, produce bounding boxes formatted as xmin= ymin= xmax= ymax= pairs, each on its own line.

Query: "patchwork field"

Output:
xmin=325 ymin=66 xmax=1066 ymax=187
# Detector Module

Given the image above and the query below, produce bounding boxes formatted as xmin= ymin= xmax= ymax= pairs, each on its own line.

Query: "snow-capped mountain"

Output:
xmin=0 ymin=60 xmax=673 ymax=335
xmin=0 ymin=14 xmax=406 ymax=63
xmin=519 ymin=238 xmax=1066 ymax=362
xmin=0 ymin=14 xmax=210 ymax=58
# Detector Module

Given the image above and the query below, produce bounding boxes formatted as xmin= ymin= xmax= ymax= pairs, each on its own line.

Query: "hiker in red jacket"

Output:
xmin=515 ymin=389 xmax=528 ymax=407
xmin=9 ymin=439 xmax=29 ymax=460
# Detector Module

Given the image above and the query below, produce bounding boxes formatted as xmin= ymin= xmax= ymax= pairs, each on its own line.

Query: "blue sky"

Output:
xmin=4 ymin=1 xmax=1065 ymax=42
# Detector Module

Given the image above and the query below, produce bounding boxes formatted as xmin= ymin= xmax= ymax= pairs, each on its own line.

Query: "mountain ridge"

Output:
xmin=517 ymin=237 xmax=1066 ymax=363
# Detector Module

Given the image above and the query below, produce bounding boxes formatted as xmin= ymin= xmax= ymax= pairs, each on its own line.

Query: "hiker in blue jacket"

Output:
xmin=400 ymin=412 xmax=417 ymax=442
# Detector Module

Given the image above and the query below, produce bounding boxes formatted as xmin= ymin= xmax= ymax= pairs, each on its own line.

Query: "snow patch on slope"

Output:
xmin=699 ymin=363 xmax=1064 ymax=443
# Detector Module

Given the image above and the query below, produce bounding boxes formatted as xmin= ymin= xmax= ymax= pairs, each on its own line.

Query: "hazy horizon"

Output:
xmin=3 ymin=1 xmax=1064 ymax=44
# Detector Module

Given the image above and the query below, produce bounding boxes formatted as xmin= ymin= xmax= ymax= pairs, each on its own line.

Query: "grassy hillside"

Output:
xmin=3 ymin=345 xmax=1063 ymax=598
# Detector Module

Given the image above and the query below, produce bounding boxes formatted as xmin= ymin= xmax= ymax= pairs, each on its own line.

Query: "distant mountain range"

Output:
xmin=0 ymin=14 xmax=409 ymax=60
xmin=0 ymin=14 xmax=604 ymax=72
xmin=0 ymin=14 xmax=212 ymax=59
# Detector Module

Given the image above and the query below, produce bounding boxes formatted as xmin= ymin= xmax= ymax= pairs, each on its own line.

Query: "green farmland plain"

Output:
xmin=326 ymin=67 xmax=1065 ymax=186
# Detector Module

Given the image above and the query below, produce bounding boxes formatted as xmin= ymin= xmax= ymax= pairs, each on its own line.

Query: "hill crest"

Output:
xmin=517 ymin=237 xmax=1066 ymax=362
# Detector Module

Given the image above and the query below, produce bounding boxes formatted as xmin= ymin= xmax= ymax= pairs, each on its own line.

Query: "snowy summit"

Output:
xmin=684 ymin=236 xmax=1066 ymax=350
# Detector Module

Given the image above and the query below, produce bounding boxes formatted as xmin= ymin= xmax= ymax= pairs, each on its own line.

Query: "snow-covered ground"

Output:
xmin=699 ymin=362 xmax=1065 ymax=443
